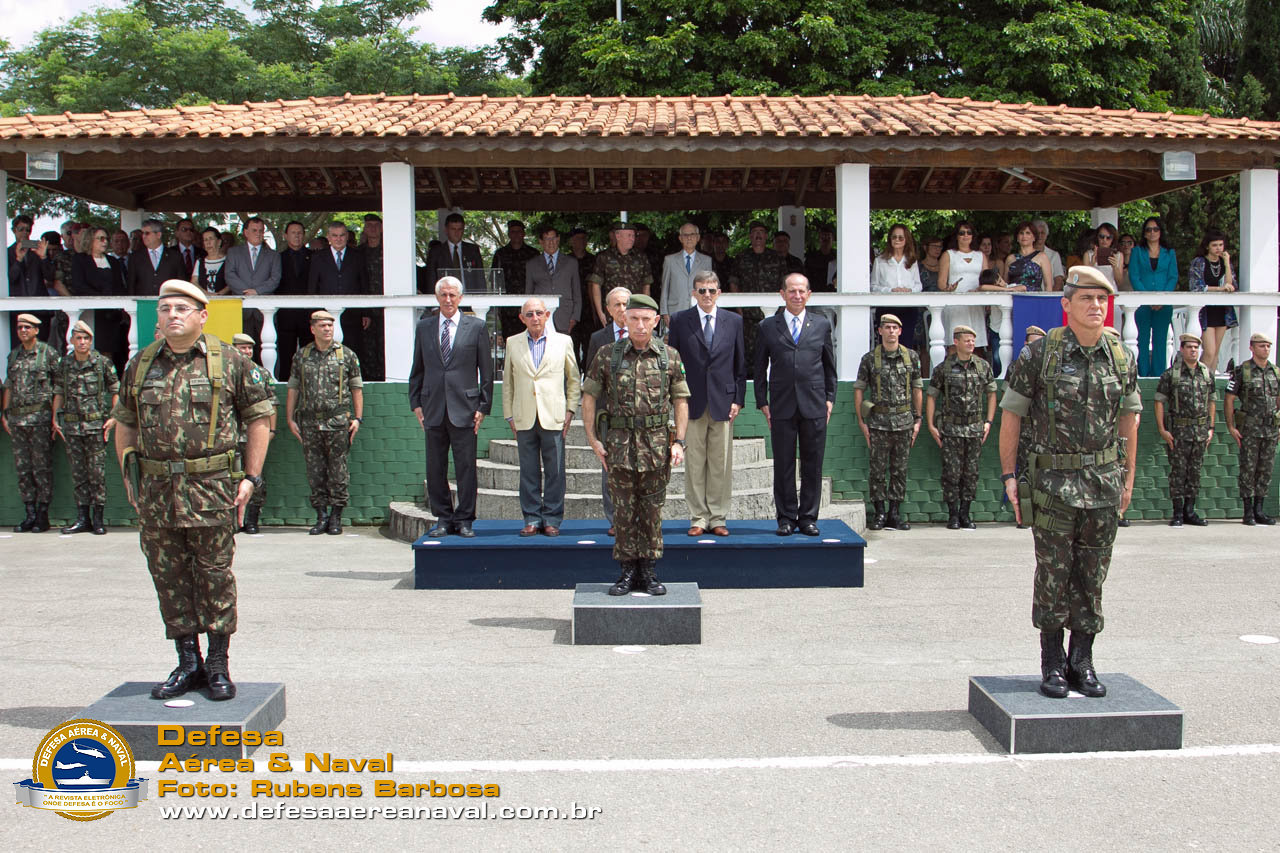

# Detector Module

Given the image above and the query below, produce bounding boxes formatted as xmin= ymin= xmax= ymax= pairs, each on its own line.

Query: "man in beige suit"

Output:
xmin=503 ymin=297 xmax=582 ymax=536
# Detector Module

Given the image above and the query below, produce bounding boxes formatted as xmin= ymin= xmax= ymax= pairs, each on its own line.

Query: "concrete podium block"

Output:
xmin=968 ymin=674 xmax=1182 ymax=754
xmin=572 ymin=582 xmax=701 ymax=645
xmin=78 ymin=682 xmax=286 ymax=760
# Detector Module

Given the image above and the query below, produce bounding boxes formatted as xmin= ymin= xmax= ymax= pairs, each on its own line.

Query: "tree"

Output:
xmin=1238 ymin=0 xmax=1280 ymax=118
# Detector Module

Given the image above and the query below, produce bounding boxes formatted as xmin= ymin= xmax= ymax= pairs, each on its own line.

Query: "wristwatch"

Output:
xmin=245 ymin=474 xmax=265 ymax=490
xmin=1000 ymin=473 xmax=1017 ymax=483
xmin=673 ymin=438 xmax=687 ymax=446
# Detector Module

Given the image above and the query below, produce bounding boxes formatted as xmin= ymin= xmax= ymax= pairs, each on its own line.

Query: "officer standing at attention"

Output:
xmin=1225 ymin=332 xmax=1280 ymax=525
xmin=52 ymin=320 xmax=119 ymax=534
xmin=926 ymin=324 xmax=996 ymax=529
xmin=999 ymin=266 xmax=1141 ymax=700
xmin=581 ymin=294 xmax=690 ymax=596
xmin=1013 ymin=325 xmax=1047 ymax=528
xmin=286 ymin=310 xmax=364 ymax=536
xmin=112 ymin=280 xmax=274 ymax=702
xmin=3 ymin=313 xmax=60 ymax=532
xmin=854 ymin=314 xmax=923 ymax=531
xmin=232 ymin=333 xmax=277 ymax=534
xmin=1154 ymin=333 xmax=1215 ymax=527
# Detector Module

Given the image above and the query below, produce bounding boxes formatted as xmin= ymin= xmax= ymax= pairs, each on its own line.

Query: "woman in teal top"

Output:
xmin=1127 ymin=216 xmax=1178 ymax=376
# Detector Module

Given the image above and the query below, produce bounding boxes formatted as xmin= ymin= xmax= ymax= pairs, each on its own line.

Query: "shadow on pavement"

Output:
xmin=469 ymin=617 xmax=571 ymax=645
xmin=0 ymin=706 xmax=84 ymax=730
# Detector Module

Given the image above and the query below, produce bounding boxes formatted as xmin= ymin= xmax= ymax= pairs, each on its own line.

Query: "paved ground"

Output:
xmin=1 ymin=519 xmax=1277 ymax=850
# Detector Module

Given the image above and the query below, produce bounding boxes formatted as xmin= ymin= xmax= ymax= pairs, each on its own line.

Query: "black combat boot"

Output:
xmin=151 ymin=635 xmax=207 ymax=700
xmin=636 ymin=559 xmax=667 ymax=596
xmin=1183 ymin=493 xmax=1207 ymax=526
xmin=90 ymin=505 xmax=106 ymax=535
xmin=946 ymin=501 xmax=961 ymax=530
xmin=241 ymin=506 xmax=260 ymax=535
xmin=61 ymin=505 xmax=91 ymax=534
xmin=309 ymin=507 xmax=330 ymax=535
xmin=1039 ymin=629 xmax=1069 ymax=699
xmin=868 ymin=501 xmax=886 ymax=531
xmin=1169 ymin=498 xmax=1184 ymax=527
xmin=959 ymin=501 xmax=976 ymax=530
xmin=327 ymin=505 xmax=344 ymax=535
xmin=1243 ymin=496 xmax=1256 ymax=526
xmin=14 ymin=503 xmax=37 ymax=532
xmin=205 ymin=633 xmax=236 ymax=701
xmin=608 ymin=561 xmax=638 ymax=596
xmin=1066 ymin=631 xmax=1106 ymax=697
xmin=1254 ymin=496 xmax=1276 ymax=525
xmin=886 ymin=501 xmax=910 ymax=531
xmin=31 ymin=503 xmax=50 ymax=532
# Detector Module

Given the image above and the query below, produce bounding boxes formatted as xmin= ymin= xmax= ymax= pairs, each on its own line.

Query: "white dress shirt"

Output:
xmin=871 ymin=255 xmax=923 ymax=293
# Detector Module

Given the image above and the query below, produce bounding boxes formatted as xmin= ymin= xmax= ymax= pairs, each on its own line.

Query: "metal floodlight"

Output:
xmin=26 ymin=151 xmax=62 ymax=181
xmin=1161 ymin=151 xmax=1196 ymax=181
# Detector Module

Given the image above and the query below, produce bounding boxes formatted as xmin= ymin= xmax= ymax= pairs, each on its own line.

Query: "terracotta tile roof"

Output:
xmin=3 ymin=92 xmax=1280 ymax=144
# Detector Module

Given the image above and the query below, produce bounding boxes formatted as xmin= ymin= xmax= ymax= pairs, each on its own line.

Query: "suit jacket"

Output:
xmin=173 ymin=242 xmax=206 ymax=279
xmin=408 ymin=311 xmax=494 ymax=428
xmin=223 ymin=242 xmax=282 ymax=295
xmin=660 ymin=250 xmax=714 ymax=317
xmin=308 ymin=247 xmax=369 ymax=320
xmin=126 ymin=246 xmax=187 ymax=296
xmin=667 ymin=306 xmax=745 ymax=421
xmin=754 ymin=310 xmax=837 ymax=420
xmin=424 ymin=240 xmax=485 ymax=293
xmin=501 ymin=330 xmax=581 ymax=431
xmin=277 ymin=247 xmax=312 ymax=296
xmin=585 ymin=323 xmax=628 ymax=374
xmin=524 ymin=252 xmax=581 ymax=334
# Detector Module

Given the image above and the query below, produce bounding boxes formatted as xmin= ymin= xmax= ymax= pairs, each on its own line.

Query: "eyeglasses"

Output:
xmin=957 ymin=230 xmax=973 ymax=236
xmin=1144 ymin=226 xmax=1161 ymax=233
xmin=890 ymin=234 xmax=906 ymax=241
xmin=157 ymin=304 xmax=200 ymax=317
xmin=521 ymin=310 xmax=548 ymax=317
xmin=696 ymin=287 xmax=719 ymax=295
xmin=1097 ymin=233 xmax=1114 ymax=241
xmin=95 ymin=235 xmax=108 ymax=241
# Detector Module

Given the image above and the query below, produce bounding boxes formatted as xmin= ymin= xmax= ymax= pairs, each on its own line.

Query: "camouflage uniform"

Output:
xmin=237 ymin=371 xmax=277 ymax=509
xmin=589 ymin=248 xmax=652 ymax=316
xmin=111 ymin=336 xmax=274 ymax=638
xmin=729 ymin=249 xmax=788 ymax=375
xmin=1001 ymin=327 xmax=1141 ymax=634
xmin=854 ymin=345 xmax=922 ymax=501
xmin=54 ymin=350 xmax=120 ymax=505
xmin=1014 ymin=343 xmax=1036 ymax=488
xmin=5 ymin=341 xmax=60 ymax=504
xmin=1228 ymin=359 xmax=1280 ymax=500
xmin=928 ymin=354 xmax=996 ymax=503
xmin=584 ymin=338 xmax=690 ymax=562
xmin=493 ymin=243 xmax=541 ymax=339
xmin=288 ymin=341 xmax=363 ymax=509
xmin=1154 ymin=360 xmax=1215 ymax=500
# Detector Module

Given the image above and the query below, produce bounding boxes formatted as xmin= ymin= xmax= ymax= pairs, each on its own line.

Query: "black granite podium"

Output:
xmin=572 ymin=582 xmax=702 ymax=645
xmin=79 ymin=682 xmax=286 ymax=760
xmin=968 ymin=674 xmax=1182 ymax=754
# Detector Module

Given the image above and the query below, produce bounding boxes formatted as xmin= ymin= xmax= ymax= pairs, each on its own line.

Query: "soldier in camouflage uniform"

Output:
xmin=360 ymin=213 xmax=386 ymax=381
xmin=854 ymin=314 xmax=923 ymax=531
xmin=232 ymin=333 xmax=277 ymax=534
xmin=4 ymin=313 xmax=60 ymax=532
xmin=1154 ymin=334 xmax=1216 ymax=527
xmin=492 ymin=220 xmax=541 ymax=340
xmin=999 ymin=266 xmax=1141 ymax=699
xmin=52 ymin=321 xmax=120 ymax=535
xmin=286 ymin=310 xmax=364 ymax=536
xmin=926 ymin=325 xmax=997 ymax=530
xmin=567 ymin=227 xmax=598 ymax=365
xmin=729 ymin=221 xmax=789 ymax=376
xmin=1013 ymin=325 xmax=1046 ymax=528
xmin=582 ymin=294 xmax=690 ymax=596
xmin=112 ymin=280 xmax=274 ymax=702
xmin=1225 ymin=332 xmax=1280 ymax=526
xmin=588 ymin=221 xmax=652 ymax=332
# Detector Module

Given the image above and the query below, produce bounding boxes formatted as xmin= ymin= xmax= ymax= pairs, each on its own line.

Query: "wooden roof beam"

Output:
xmin=794 ymin=167 xmax=812 ymax=205
xmin=1021 ymin=168 xmax=1096 ymax=200
xmin=432 ymin=167 xmax=453 ymax=209
xmin=13 ymin=174 xmax=140 ymax=210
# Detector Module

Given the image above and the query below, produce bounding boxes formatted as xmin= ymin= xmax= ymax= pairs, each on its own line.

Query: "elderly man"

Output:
xmin=3 ymin=313 xmax=61 ymax=531
xmin=660 ymin=222 xmax=713 ymax=323
xmin=926 ymin=325 xmax=997 ymax=530
xmin=584 ymin=286 xmax=632 ymax=534
xmin=667 ymin=270 xmax=745 ymax=536
xmin=127 ymin=219 xmax=186 ymax=296
xmin=52 ymin=321 xmax=120 ymax=535
xmin=1154 ymin=333 xmax=1215 ymax=527
xmin=1225 ymin=332 xmax=1280 ymax=526
xmin=1030 ymin=219 xmax=1066 ymax=291
xmin=525 ymin=224 xmax=581 ymax=335
xmin=409 ymin=276 xmax=494 ymax=538
xmin=113 ymin=280 xmax=274 ymax=701
xmin=503 ymin=297 xmax=581 ymax=536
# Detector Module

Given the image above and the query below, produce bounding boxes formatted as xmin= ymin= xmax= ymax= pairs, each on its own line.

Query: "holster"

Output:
xmin=859 ymin=399 xmax=875 ymax=419
xmin=1020 ymin=454 xmax=1037 ymax=527
xmin=121 ymin=445 xmax=141 ymax=501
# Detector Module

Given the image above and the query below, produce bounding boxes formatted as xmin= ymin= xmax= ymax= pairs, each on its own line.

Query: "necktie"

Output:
xmin=546 ymin=254 xmax=555 ymax=275
xmin=791 ymin=316 xmax=801 ymax=343
xmin=250 ymin=245 xmax=259 ymax=270
xmin=150 ymin=248 xmax=160 ymax=270
xmin=452 ymin=244 xmax=460 ymax=269
xmin=335 ymin=250 xmax=343 ymax=270
xmin=183 ymin=247 xmax=193 ymax=275
xmin=441 ymin=317 xmax=452 ymax=362
xmin=703 ymin=313 xmax=714 ymax=347
xmin=686 ymin=254 xmax=692 ymax=275
xmin=616 ymin=327 xmax=625 ymax=341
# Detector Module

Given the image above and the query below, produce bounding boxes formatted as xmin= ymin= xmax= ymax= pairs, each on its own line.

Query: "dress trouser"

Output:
xmin=426 ymin=420 xmax=478 ymax=524
xmin=685 ymin=410 xmax=733 ymax=528
xmin=516 ymin=422 xmax=566 ymax=526
xmin=1135 ymin=305 xmax=1172 ymax=376
xmin=770 ymin=410 xmax=826 ymax=525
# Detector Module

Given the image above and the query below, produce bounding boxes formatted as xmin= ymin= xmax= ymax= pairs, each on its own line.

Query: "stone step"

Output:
xmin=486 ymin=437 xmax=768 ymax=469
xmin=476 ymin=458 xmax=776 ymax=494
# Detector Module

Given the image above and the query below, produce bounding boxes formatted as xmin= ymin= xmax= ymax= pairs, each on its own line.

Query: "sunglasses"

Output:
xmin=957 ymin=230 xmax=973 ymax=236
xmin=1144 ymin=226 xmax=1161 ymax=233
xmin=696 ymin=288 xmax=719 ymax=295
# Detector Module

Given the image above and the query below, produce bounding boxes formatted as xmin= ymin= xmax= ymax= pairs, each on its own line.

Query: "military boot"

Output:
xmin=14 ymin=503 xmax=37 ymax=532
xmin=1039 ymin=629 xmax=1069 ymax=699
xmin=1066 ymin=631 xmax=1106 ymax=697
xmin=886 ymin=501 xmax=911 ymax=531
xmin=205 ymin=633 xmax=236 ymax=701
xmin=31 ymin=503 xmax=51 ymax=532
xmin=151 ymin=635 xmax=207 ymax=700
xmin=868 ymin=501 xmax=886 ymax=531
xmin=1169 ymin=498 xmax=1184 ymax=527
xmin=608 ymin=561 xmax=638 ymax=596
xmin=1254 ymin=496 xmax=1276 ymax=525
xmin=241 ymin=506 xmax=260 ymax=535
xmin=636 ymin=559 xmax=667 ymax=596
xmin=1243 ymin=496 xmax=1256 ymax=526
xmin=326 ymin=505 xmax=344 ymax=535
xmin=959 ymin=501 xmax=976 ymax=530
xmin=1183 ymin=493 xmax=1207 ymax=526
xmin=309 ymin=507 xmax=331 ymax=535
xmin=946 ymin=502 xmax=961 ymax=530
xmin=61 ymin=505 xmax=91 ymax=534
xmin=90 ymin=505 xmax=107 ymax=535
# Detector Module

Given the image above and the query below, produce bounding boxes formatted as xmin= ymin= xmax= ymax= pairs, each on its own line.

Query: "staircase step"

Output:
xmin=486 ymin=437 xmax=767 ymax=469
xmin=476 ymin=459 xmax=776 ymax=493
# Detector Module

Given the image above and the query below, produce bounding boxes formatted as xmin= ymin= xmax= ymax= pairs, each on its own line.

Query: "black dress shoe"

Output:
xmin=456 ymin=523 xmax=476 ymax=538
xmin=427 ymin=523 xmax=450 ymax=537
xmin=798 ymin=522 xmax=820 ymax=536
xmin=1116 ymin=516 xmax=1130 ymax=527
xmin=775 ymin=521 xmax=796 ymax=536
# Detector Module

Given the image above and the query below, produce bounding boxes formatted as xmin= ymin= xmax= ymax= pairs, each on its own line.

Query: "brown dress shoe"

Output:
xmin=710 ymin=526 xmax=730 ymax=536
xmin=688 ymin=526 xmax=706 ymax=536
xmin=542 ymin=525 xmax=560 ymax=537
xmin=519 ymin=524 xmax=539 ymax=537
xmin=607 ymin=526 xmax=615 ymax=536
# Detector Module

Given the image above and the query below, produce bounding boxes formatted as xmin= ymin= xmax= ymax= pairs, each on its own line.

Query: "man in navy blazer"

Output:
xmin=409 ymin=276 xmax=494 ymax=537
xmin=667 ymin=270 xmax=745 ymax=536
xmin=309 ymin=221 xmax=369 ymax=365
xmin=754 ymin=273 xmax=838 ymax=536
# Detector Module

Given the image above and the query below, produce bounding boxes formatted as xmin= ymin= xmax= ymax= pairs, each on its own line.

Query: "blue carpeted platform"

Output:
xmin=411 ymin=520 xmax=865 ymax=589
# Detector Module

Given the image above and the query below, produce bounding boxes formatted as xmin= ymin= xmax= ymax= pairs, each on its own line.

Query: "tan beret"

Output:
xmin=1178 ymin=333 xmax=1201 ymax=345
xmin=15 ymin=313 xmax=41 ymax=327
xmin=310 ymin=310 xmax=336 ymax=323
xmin=71 ymin=320 xmax=94 ymax=337
xmin=232 ymin=333 xmax=255 ymax=346
xmin=158 ymin=280 xmax=209 ymax=305
xmin=1250 ymin=331 xmax=1274 ymax=345
xmin=878 ymin=313 xmax=902 ymax=328
xmin=952 ymin=325 xmax=978 ymax=339
xmin=1065 ymin=265 xmax=1116 ymax=294
xmin=1024 ymin=325 xmax=1047 ymax=338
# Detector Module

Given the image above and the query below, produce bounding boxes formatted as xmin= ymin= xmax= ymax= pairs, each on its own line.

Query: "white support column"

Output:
xmin=259 ymin=307 xmax=278 ymax=377
xmin=120 ymin=208 xmax=146 ymax=234
xmin=835 ymin=164 xmax=871 ymax=380
xmin=1240 ymin=168 xmax=1279 ymax=364
xmin=778 ymin=205 xmax=806 ymax=259
xmin=1 ymin=169 xmax=8 ymax=246
xmin=1090 ymin=207 xmax=1120 ymax=229
xmin=384 ymin=162 xmax=418 ymax=381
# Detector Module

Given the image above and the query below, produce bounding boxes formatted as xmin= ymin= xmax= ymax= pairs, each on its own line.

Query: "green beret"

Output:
xmin=626 ymin=294 xmax=660 ymax=313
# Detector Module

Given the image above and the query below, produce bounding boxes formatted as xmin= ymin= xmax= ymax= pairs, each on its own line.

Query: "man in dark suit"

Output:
xmin=668 ymin=270 xmax=745 ymax=536
xmin=583 ymin=285 xmax=633 ymax=535
xmin=408 ymin=275 xmax=494 ymax=537
xmin=524 ymin=224 xmax=581 ymax=334
xmin=127 ymin=219 xmax=187 ymax=296
xmin=308 ymin=221 xmax=368 ymax=359
xmin=275 ymin=220 xmax=313 ymax=381
xmin=754 ymin=273 xmax=838 ymax=536
xmin=424 ymin=213 xmax=485 ymax=294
